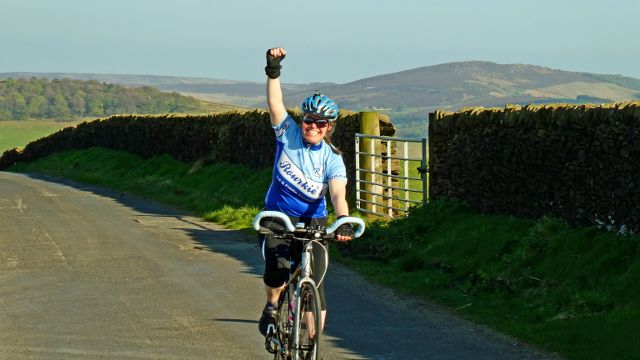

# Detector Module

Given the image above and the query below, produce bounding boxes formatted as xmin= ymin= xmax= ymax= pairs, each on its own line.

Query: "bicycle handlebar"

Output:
xmin=252 ymin=210 xmax=366 ymax=238
xmin=326 ymin=216 xmax=366 ymax=238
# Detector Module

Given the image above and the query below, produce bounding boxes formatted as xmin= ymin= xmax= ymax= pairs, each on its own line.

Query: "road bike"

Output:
xmin=253 ymin=211 xmax=365 ymax=360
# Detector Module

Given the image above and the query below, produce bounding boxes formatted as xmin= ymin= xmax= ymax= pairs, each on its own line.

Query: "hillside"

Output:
xmin=4 ymin=63 xmax=640 ymax=136
xmin=0 ymin=77 xmax=247 ymax=120
xmin=6 ymin=63 xmax=640 ymax=112
xmin=0 ymin=72 xmax=311 ymax=108
xmin=277 ymin=62 xmax=640 ymax=113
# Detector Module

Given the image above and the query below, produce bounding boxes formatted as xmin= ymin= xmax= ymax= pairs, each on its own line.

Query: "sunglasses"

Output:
xmin=302 ymin=115 xmax=330 ymax=128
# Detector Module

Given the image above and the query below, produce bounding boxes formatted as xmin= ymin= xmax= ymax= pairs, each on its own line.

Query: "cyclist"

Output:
xmin=258 ymin=47 xmax=355 ymax=337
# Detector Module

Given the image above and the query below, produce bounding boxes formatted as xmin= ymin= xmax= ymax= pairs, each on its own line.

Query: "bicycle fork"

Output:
xmin=292 ymin=246 xmax=314 ymax=358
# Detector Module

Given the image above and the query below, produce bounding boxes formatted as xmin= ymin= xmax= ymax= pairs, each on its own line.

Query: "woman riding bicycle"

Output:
xmin=258 ymin=47 xmax=355 ymax=337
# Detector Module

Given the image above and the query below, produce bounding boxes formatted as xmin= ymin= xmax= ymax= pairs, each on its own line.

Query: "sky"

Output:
xmin=1 ymin=0 xmax=638 ymax=84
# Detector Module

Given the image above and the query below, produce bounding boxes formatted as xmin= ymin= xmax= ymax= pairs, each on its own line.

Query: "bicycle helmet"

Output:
xmin=301 ymin=90 xmax=339 ymax=121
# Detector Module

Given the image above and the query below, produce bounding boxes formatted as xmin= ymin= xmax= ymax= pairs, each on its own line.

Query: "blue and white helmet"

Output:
xmin=301 ymin=90 xmax=339 ymax=121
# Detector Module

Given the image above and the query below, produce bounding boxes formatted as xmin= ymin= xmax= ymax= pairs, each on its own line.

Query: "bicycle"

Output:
xmin=253 ymin=211 xmax=365 ymax=360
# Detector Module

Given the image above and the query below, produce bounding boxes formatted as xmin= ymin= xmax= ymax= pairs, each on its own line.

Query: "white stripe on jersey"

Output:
xmin=276 ymin=151 xmax=325 ymax=201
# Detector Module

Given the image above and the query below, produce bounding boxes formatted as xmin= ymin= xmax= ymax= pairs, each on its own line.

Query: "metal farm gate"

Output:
xmin=355 ymin=134 xmax=428 ymax=218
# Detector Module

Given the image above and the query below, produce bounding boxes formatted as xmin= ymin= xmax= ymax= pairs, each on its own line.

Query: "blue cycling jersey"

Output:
xmin=265 ymin=114 xmax=347 ymax=218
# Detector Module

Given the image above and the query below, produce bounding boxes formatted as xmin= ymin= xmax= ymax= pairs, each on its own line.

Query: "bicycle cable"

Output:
xmin=309 ymin=239 xmax=329 ymax=287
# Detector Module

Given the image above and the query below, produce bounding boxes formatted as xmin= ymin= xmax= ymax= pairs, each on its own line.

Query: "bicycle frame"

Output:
xmin=292 ymin=241 xmax=317 ymax=358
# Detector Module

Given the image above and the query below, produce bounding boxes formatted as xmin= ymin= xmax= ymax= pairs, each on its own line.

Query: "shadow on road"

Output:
xmin=212 ymin=318 xmax=257 ymax=325
xmin=19 ymin=172 xmax=385 ymax=360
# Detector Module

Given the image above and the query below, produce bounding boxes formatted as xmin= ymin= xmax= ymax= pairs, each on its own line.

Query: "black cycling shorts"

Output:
xmin=260 ymin=216 xmax=328 ymax=311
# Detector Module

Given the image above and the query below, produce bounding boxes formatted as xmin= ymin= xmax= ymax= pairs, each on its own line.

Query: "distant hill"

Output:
xmin=4 ymin=63 xmax=640 ymax=136
xmin=327 ymin=61 xmax=640 ymax=111
xmin=0 ymin=72 xmax=309 ymax=108
xmin=6 ymin=63 xmax=639 ymax=112
xmin=0 ymin=77 xmax=246 ymax=120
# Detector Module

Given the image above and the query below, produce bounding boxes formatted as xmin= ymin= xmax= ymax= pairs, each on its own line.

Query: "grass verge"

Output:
xmin=9 ymin=147 xmax=269 ymax=229
xmin=9 ymin=147 xmax=640 ymax=359
xmin=340 ymin=201 xmax=640 ymax=360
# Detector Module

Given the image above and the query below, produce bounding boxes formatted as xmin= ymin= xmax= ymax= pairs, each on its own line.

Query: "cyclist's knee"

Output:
xmin=263 ymin=269 xmax=289 ymax=288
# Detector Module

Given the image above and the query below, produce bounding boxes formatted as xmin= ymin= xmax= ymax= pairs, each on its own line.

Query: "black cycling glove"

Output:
xmin=265 ymin=50 xmax=285 ymax=79
xmin=335 ymin=216 xmax=355 ymax=238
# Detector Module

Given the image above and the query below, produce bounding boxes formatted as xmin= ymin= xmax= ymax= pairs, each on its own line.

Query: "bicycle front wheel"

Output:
xmin=274 ymin=285 xmax=294 ymax=360
xmin=294 ymin=280 xmax=322 ymax=360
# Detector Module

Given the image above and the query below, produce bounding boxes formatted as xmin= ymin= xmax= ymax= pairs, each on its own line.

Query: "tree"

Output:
xmin=49 ymin=94 xmax=71 ymax=118
xmin=71 ymin=90 xmax=87 ymax=117
xmin=0 ymin=96 xmax=11 ymax=119
xmin=0 ymin=77 xmax=210 ymax=119
xmin=87 ymin=97 xmax=104 ymax=116
xmin=10 ymin=92 xmax=28 ymax=119
xmin=27 ymin=95 xmax=47 ymax=118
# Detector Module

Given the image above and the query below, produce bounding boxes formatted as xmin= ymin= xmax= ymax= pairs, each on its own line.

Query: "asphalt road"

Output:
xmin=0 ymin=172 xmax=560 ymax=360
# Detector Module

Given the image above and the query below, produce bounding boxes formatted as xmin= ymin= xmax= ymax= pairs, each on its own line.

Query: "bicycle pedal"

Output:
xmin=264 ymin=336 xmax=278 ymax=354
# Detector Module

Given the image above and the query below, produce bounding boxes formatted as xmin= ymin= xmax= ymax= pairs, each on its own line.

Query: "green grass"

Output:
xmin=197 ymin=100 xmax=254 ymax=114
xmin=9 ymin=147 xmax=270 ymax=229
xmin=392 ymin=143 xmax=427 ymax=203
xmin=339 ymin=201 xmax=640 ymax=360
xmin=0 ymin=119 xmax=86 ymax=152
xmin=9 ymin=147 xmax=640 ymax=359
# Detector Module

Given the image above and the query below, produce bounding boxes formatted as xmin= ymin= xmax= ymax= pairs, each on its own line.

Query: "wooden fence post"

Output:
xmin=360 ymin=112 xmax=380 ymax=214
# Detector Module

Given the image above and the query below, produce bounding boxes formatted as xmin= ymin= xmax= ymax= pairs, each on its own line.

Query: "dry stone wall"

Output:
xmin=428 ymin=101 xmax=640 ymax=232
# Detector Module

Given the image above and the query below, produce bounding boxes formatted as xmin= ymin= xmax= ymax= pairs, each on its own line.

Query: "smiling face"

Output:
xmin=301 ymin=113 xmax=333 ymax=145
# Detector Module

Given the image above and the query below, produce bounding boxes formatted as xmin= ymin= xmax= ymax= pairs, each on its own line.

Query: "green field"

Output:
xmin=0 ymin=98 xmax=251 ymax=154
xmin=0 ymin=120 xmax=85 ymax=152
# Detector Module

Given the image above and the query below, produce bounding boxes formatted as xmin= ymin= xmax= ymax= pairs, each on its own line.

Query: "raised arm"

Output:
xmin=265 ymin=48 xmax=287 ymax=126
